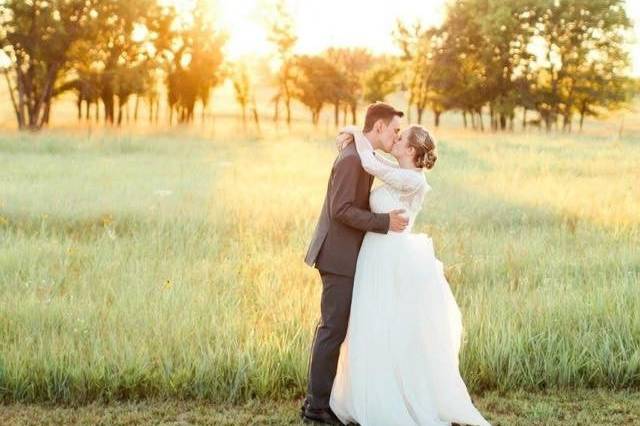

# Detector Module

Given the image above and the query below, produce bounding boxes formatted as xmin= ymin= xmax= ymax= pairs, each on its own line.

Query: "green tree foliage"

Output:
xmin=396 ymin=0 xmax=635 ymax=132
xmin=363 ymin=58 xmax=401 ymax=105
xmin=529 ymin=0 xmax=633 ymax=131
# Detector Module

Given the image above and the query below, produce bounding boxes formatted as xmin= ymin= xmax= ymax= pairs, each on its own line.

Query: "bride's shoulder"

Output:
xmin=406 ymin=168 xmax=426 ymax=181
xmin=405 ymin=169 xmax=430 ymax=191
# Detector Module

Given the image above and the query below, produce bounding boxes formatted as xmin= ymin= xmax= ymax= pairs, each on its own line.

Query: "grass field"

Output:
xmin=0 ymin=123 xmax=639 ymax=423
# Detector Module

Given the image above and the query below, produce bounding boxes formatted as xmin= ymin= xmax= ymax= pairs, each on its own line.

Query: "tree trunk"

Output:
xmin=32 ymin=65 xmax=57 ymax=129
xmin=134 ymin=95 xmax=140 ymax=123
xmin=241 ymin=104 xmax=247 ymax=129
xmin=42 ymin=94 xmax=52 ymax=126
xmin=11 ymin=63 xmax=58 ymax=130
xmin=273 ymin=96 xmax=279 ymax=122
xmin=102 ymin=94 xmax=115 ymax=125
xmin=3 ymin=69 xmax=23 ymax=128
xmin=117 ymin=98 xmax=124 ymax=126
xmin=252 ymin=97 xmax=260 ymax=133
xmin=285 ymin=97 xmax=292 ymax=127
xmin=77 ymin=97 xmax=82 ymax=121
xmin=579 ymin=104 xmax=586 ymax=131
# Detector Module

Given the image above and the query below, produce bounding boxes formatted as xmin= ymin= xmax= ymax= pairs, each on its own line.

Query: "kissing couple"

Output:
xmin=301 ymin=102 xmax=491 ymax=426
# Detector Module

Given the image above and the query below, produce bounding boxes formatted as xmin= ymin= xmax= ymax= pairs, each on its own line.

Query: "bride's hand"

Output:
xmin=336 ymin=132 xmax=355 ymax=151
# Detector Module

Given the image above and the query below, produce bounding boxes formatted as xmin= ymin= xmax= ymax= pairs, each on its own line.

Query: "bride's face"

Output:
xmin=391 ymin=129 xmax=415 ymax=163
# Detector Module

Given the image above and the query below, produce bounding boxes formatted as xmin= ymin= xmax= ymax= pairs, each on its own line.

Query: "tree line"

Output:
xmin=0 ymin=0 xmax=637 ymax=132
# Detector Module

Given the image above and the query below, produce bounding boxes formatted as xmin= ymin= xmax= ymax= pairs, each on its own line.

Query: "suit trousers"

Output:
xmin=305 ymin=270 xmax=354 ymax=410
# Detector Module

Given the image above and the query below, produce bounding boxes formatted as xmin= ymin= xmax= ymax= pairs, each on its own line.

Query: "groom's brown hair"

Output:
xmin=363 ymin=102 xmax=404 ymax=133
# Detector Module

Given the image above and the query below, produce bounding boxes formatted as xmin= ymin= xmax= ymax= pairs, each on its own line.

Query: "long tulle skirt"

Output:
xmin=330 ymin=232 xmax=491 ymax=426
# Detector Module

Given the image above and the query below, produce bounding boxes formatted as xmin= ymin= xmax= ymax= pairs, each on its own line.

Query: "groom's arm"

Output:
xmin=329 ymin=154 xmax=390 ymax=234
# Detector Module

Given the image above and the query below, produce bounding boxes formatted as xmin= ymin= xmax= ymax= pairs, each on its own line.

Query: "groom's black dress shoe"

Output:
xmin=300 ymin=400 xmax=344 ymax=425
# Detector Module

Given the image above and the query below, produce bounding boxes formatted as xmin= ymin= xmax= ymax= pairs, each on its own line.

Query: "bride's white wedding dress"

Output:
xmin=329 ymin=130 xmax=491 ymax=426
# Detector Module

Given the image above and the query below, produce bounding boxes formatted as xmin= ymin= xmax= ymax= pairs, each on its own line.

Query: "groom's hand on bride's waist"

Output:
xmin=389 ymin=209 xmax=408 ymax=232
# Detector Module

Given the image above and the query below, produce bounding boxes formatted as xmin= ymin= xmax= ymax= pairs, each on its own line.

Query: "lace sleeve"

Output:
xmin=341 ymin=127 xmax=426 ymax=193
xmin=373 ymin=151 xmax=400 ymax=168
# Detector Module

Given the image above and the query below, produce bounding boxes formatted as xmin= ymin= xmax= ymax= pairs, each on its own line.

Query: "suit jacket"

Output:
xmin=304 ymin=143 xmax=390 ymax=277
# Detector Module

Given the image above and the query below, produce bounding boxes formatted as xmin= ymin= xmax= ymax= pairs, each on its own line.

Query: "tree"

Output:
xmin=433 ymin=2 xmax=488 ymax=130
xmin=0 ymin=0 xmax=98 ymax=130
xmin=292 ymin=55 xmax=341 ymax=126
xmin=393 ymin=21 xmax=448 ymax=125
xmin=393 ymin=20 xmax=431 ymax=123
xmin=529 ymin=0 xmax=632 ymax=132
xmin=573 ymin=62 xmax=634 ymax=130
xmin=75 ymin=0 xmax=156 ymax=125
xmin=477 ymin=0 xmax=534 ymax=131
xmin=232 ymin=62 xmax=251 ymax=128
xmin=324 ymin=47 xmax=373 ymax=125
xmin=158 ymin=0 xmax=226 ymax=125
xmin=265 ymin=0 xmax=297 ymax=126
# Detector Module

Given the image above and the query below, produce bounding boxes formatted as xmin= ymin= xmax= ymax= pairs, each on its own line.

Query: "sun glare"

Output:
xmin=172 ymin=0 xmax=640 ymax=75
xmin=168 ymin=0 xmax=448 ymax=59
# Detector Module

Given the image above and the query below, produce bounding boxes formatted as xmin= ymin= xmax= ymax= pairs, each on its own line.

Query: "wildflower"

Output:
xmin=106 ymin=227 xmax=117 ymax=240
xmin=154 ymin=190 xmax=173 ymax=197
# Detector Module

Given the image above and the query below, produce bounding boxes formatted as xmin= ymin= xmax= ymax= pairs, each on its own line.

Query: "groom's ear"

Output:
xmin=373 ymin=119 xmax=383 ymax=134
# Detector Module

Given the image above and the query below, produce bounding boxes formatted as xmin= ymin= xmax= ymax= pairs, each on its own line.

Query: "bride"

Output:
xmin=329 ymin=125 xmax=491 ymax=426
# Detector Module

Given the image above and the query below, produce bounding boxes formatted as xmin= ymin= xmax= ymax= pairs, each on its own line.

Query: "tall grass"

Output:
xmin=0 ymin=128 xmax=638 ymax=403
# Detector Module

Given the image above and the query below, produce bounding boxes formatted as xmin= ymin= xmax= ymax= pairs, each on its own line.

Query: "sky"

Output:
xmin=214 ymin=0 xmax=446 ymax=58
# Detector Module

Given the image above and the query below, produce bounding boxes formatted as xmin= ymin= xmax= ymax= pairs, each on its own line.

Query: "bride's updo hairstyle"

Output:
xmin=407 ymin=125 xmax=437 ymax=170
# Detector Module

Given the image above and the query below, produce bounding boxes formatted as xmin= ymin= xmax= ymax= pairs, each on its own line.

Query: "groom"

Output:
xmin=301 ymin=102 xmax=408 ymax=424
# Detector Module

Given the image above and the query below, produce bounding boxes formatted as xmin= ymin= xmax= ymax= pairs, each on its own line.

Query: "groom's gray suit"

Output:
xmin=304 ymin=142 xmax=390 ymax=410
